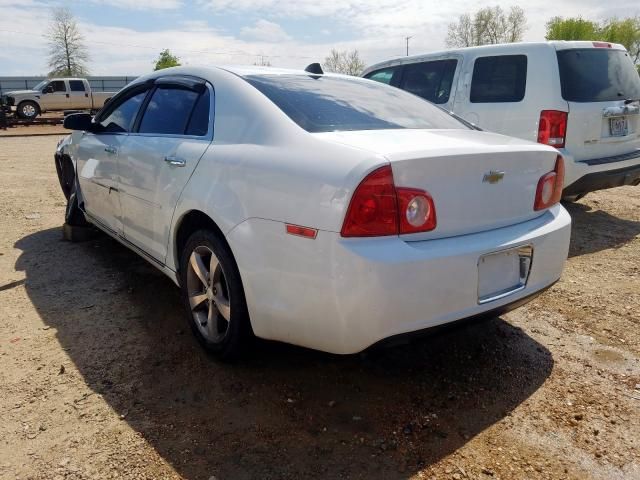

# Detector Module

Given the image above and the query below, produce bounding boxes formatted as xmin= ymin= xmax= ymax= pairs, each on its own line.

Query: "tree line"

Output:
xmin=46 ymin=6 xmax=640 ymax=78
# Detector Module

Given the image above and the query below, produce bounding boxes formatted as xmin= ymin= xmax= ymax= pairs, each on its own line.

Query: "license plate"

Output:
xmin=609 ymin=117 xmax=629 ymax=137
xmin=478 ymin=246 xmax=533 ymax=304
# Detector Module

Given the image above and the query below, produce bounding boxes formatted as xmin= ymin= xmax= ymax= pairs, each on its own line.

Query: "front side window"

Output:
xmin=97 ymin=90 xmax=147 ymax=133
xmin=364 ymin=67 xmax=400 ymax=85
xmin=470 ymin=55 xmax=527 ymax=103
xmin=138 ymin=87 xmax=200 ymax=135
xmin=244 ymin=74 xmax=468 ymax=133
xmin=48 ymin=80 xmax=67 ymax=93
xmin=400 ymin=59 xmax=458 ymax=104
xmin=69 ymin=80 xmax=86 ymax=92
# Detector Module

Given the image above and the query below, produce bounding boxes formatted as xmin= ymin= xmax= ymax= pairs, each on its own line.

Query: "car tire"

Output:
xmin=16 ymin=101 xmax=39 ymax=120
xmin=55 ymin=154 xmax=75 ymax=201
xmin=64 ymin=178 xmax=89 ymax=228
xmin=179 ymin=229 xmax=252 ymax=361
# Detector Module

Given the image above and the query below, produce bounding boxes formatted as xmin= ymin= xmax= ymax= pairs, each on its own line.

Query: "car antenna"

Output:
xmin=304 ymin=63 xmax=324 ymax=75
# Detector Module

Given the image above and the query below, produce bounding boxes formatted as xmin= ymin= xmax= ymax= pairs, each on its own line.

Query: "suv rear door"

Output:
xmin=556 ymin=44 xmax=640 ymax=164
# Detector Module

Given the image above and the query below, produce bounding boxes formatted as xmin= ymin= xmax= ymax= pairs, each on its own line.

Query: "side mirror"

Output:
xmin=64 ymin=113 xmax=93 ymax=131
xmin=43 ymin=85 xmax=54 ymax=94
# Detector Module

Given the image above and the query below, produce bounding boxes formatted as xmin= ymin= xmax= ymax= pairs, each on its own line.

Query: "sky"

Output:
xmin=0 ymin=0 xmax=638 ymax=76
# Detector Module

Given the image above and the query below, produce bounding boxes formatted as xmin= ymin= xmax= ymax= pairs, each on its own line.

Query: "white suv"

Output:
xmin=363 ymin=41 xmax=640 ymax=200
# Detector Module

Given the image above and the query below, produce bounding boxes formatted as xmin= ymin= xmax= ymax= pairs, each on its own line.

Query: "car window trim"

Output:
xmin=130 ymin=81 xmax=215 ymax=140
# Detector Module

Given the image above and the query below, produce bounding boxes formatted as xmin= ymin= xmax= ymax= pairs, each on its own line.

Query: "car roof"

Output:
xmin=363 ymin=40 xmax=627 ymax=75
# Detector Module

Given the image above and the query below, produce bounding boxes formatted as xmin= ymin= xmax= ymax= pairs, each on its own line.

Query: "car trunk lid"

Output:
xmin=314 ymin=129 xmax=559 ymax=240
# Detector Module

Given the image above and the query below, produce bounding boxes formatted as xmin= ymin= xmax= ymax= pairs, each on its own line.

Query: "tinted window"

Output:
xmin=139 ymin=87 xmax=199 ymax=135
xmin=470 ymin=55 xmax=527 ymax=103
xmin=400 ymin=59 xmax=458 ymax=104
xmin=364 ymin=67 xmax=400 ymax=85
xmin=557 ymin=49 xmax=640 ymax=102
xmin=49 ymin=80 xmax=66 ymax=93
xmin=244 ymin=75 xmax=467 ymax=133
xmin=69 ymin=80 xmax=86 ymax=92
xmin=185 ymin=89 xmax=211 ymax=136
xmin=98 ymin=90 xmax=147 ymax=133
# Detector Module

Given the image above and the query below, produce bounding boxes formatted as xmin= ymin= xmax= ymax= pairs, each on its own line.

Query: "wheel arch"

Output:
xmin=173 ymin=210 xmax=237 ymax=279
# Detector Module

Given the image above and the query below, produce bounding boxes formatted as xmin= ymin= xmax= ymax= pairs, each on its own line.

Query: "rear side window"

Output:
xmin=400 ymin=59 xmax=458 ymax=104
xmin=364 ymin=67 xmax=400 ymax=85
xmin=139 ymin=87 xmax=200 ymax=135
xmin=185 ymin=89 xmax=211 ymax=136
xmin=557 ymin=49 xmax=640 ymax=102
xmin=470 ymin=55 xmax=527 ymax=103
xmin=69 ymin=80 xmax=86 ymax=92
xmin=98 ymin=90 xmax=147 ymax=133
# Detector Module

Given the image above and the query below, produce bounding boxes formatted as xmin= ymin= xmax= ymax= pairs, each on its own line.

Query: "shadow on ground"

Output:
xmin=564 ymin=201 xmax=640 ymax=258
xmin=15 ymin=228 xmax=554 ymax=479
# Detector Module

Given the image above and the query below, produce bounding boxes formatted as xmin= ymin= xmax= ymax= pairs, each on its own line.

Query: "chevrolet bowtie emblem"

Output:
xmin=483 ymin=170 xmax=505 ymax=184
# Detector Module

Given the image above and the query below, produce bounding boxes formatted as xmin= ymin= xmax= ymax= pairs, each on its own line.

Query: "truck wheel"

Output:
xmin=17 ymin=101 xmax=39 ymax=120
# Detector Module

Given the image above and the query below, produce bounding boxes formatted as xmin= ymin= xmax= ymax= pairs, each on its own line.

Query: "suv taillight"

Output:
xmin=341 ymin=165 xmax=437 ymax=237
xmin=534 ymin=155 xmax=565 ymax=211
xmin=537 ymin=110 xmax=567 ymax=148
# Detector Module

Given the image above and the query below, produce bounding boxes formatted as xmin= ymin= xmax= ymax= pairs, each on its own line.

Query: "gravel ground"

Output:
xmin=0 ymin=136 xmax=639 ymax=480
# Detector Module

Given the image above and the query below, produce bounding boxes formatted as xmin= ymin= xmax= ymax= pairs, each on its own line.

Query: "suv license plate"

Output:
xmin=609 ymin=117 xmax=629 ymax=137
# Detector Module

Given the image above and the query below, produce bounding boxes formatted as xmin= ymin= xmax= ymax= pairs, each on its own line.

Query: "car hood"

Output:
xmin=5 ymin=90 xmax=39 ymax=96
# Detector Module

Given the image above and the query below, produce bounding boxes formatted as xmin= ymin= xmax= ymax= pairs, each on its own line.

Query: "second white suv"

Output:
xmin=363 ymin=41 xmax=640 ymax=200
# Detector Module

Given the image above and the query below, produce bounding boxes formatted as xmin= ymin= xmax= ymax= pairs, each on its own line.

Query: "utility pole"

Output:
xmin=405 ymin=36 xmax=413 ymax=56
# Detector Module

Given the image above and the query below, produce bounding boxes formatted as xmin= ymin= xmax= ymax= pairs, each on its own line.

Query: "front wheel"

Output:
xmin=16 ymin=101 xmax=39 ymax=120
xmin=179 ymin=229 xmax=252 ymax=361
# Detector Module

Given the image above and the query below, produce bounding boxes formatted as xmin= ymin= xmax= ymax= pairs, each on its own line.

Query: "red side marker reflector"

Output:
xmin=286 ymin=224 xmax=318 ymax=239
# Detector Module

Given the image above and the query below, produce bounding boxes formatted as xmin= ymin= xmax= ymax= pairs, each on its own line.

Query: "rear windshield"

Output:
xmin=243 ymin=74 xmax=468 ymax=133
xmin=557 ymin=49 xmax=640 ymax=102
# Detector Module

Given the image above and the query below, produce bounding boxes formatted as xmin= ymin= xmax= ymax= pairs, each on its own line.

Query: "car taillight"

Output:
xmin=592 ymin=41 xmax=612 ymax=48
xmin=537 ymin=110 xmax=567 ymax=148
xmin=534 ymin=155 xmax=565 ymax=211
xmin=341 ymin=165 xmax=437 ymax=237
xmin=396 ymin=188 xmax=437 ymax=234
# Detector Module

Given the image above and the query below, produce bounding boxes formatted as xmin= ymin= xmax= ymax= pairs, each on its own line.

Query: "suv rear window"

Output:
xmin=244 ymin=74 xmax=468 ymax=133
xmin=470 ymin=55 xmax=527 ymax=103
xmin=557 ymin=48 xmax=640 ymax=102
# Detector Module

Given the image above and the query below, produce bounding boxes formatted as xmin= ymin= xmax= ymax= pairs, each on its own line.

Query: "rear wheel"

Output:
xmin=179 ymin=229 xmax=252 ymax=360
xmin=16 ymin=101 xmax=39 ymax=120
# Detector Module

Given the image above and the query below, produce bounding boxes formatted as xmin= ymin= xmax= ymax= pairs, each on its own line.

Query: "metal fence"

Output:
xmin=0 ymin=76 xmax=137 ymax=95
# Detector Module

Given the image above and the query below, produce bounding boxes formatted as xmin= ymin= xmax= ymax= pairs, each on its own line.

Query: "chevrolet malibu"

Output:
xmin=56 ymin=65 xmax=571 ymax=360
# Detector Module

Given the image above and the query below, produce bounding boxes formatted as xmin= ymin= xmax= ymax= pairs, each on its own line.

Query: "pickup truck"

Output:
xmin=2 ymin=78 xmax=116 ymax=119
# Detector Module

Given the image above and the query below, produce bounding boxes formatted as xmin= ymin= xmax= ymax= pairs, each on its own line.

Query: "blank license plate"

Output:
xmin=478 ymin=246 xmax=532 ymax=304
xmin=609 ymin=117 xmax=629 ymax=137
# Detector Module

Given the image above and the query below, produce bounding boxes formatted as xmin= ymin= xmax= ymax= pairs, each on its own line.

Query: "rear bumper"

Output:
xmin=563 ymin=163 xmax=640 ymax=196
xmin=228 ymin=205 xmax=571 ymax=354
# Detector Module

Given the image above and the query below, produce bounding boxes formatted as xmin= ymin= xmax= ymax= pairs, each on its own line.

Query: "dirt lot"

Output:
xmin=1 ymin=135 xmax=639 ymax=480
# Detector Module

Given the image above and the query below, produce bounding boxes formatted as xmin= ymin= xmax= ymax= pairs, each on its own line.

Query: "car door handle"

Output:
xmin=104 ymin=146 xmax=117 ymax=154
xmin=164 ymin=156 xmax=186 ymax=167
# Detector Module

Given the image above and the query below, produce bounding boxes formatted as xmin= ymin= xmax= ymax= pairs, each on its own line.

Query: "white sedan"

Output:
xmin=56 ymin=65 xmax=571 ymax=360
